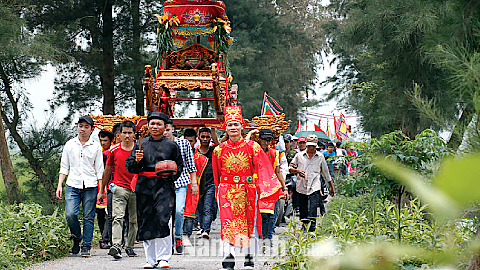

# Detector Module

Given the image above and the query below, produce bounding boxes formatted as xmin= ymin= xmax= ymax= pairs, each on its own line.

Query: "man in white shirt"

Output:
xmin=56 ymin=115 xmax=104 ymax=257
xmin=289 ymin=135 xmax=334 ymax=232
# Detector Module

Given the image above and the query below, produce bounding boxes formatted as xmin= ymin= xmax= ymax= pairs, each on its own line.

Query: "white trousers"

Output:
xmin=143 ymin=220 xmax=172 ymax=265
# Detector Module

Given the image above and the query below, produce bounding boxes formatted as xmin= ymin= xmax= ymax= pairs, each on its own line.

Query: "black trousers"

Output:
xmin=292 ymin=181 xmax=300 ymax=209
xmin=96 ymin=208 xmax=109 ymax=244
xmin=261 ymin=213 xmax=272 ymax=239
xmin=298 ymin=191 xmax=321 ymax=232
xmin=106 ymin=190 xmax=113 ymax=244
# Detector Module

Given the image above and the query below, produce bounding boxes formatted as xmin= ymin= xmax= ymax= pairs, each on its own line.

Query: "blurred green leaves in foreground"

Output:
xmin=313 ymin=155 xmax=480 ymax=270
xmin=378 ymin=154 xmax=480 ymax=219
xmin=275 ymin=153 xmax=480 ymax=270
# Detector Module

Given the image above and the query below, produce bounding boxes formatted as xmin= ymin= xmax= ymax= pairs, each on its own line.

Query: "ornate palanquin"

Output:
xmin=145 ymin=0 xmax=238 ymax=126
xmin=91 ymin=0 xmax=289 ymax=139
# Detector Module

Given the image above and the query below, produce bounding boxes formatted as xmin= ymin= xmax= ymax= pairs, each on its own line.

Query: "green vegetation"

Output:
xmin=0 ymin=153 xmax=66 ymax=215
xmin=273 ymin=130 xmax=480 ymax=269
xmin=324 ymin=0 xmax=480 ymax=145
xmin=0 ymin=203 xmax=70 ymax=270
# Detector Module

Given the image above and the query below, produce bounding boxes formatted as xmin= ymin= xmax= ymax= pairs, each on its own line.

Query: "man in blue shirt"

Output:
xmin=323 ymin=142 xmax=336 ymax=179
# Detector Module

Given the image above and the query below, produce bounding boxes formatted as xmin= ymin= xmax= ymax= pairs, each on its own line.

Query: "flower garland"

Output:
xmin=211 ymin=18 xmax=231 ymax=53
xmin=154 ymin=13 xmax=181 ymax=71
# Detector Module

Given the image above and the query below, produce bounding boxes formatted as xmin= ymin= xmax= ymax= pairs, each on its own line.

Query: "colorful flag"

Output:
xmin=261 ymin=92 xmax=279 ymax=116
xmin=336 ymin=113 xmax=348 ymax=140
xmin=295 ymin=118 xmax=302 ymax=133
xmin=314 ymin=119 xmax=326 ymax=135
xmin=326 ymin=121 xmax=333 ymax=141
xmin=266 ymin=93 xmax=283 ymax=111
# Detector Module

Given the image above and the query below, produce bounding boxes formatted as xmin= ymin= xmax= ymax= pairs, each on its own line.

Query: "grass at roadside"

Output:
xmin=0 ymin=203 xmax=71 ymax=269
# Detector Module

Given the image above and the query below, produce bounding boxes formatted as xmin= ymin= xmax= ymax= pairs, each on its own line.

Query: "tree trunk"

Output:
xmin=102 ymin=0 xmax=115 ymax=115
xmin=0 ymin=64 xmax=57 ymax=204
xmin=448 ymin=103 xmax=475 ymax=149
xmin=132 ymin=0 xmax=144 ymax=116
xmin=4 ymin=121 xmax=57 ymax=203
xmin=0 ymin=102 xmax=22 ymax=205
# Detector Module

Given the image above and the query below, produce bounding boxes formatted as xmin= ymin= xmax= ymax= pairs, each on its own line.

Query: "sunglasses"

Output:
xmin=200 ymin=135 xmax=211 ymax=139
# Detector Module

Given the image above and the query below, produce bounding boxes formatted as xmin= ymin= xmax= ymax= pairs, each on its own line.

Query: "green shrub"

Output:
xmin=273 ymin=194 xmax=477 ymax=269
xmin=0 ymin=202 xmax=70 ymax=269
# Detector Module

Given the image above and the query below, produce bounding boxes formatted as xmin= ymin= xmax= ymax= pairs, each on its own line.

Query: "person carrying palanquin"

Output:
xmin=212 ymin=106 xmax=282 ymax=270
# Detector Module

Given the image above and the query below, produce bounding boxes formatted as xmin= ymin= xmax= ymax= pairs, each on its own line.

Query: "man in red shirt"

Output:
xmin=101 ymin=121 xmax=138 ymax=259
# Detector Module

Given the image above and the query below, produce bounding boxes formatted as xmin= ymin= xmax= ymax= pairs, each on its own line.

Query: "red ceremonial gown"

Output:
xmin=212 ymin=137 xmax=281 ymax=247
xmin=259 ymin=148 xmax=283 ymax=214
xmin=184 ymin=150 xmax=208 ymax=218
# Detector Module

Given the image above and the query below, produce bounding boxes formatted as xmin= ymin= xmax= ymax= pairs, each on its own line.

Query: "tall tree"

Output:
xmin=27 ymin=0 xmax=160 ymax=117
xmin=0 ymin=102 xmax=21 ymax=205
xmin=225 ymin=0 xmax=318 ymax=128
xmin=0 ymin=0 xmax=67 ymax=203
xmin=132 ymin=0 xmax=144 ymax=115
xmin=323 ymin=0 xmax=459 ymax=138
xmin=102 ymin=0 xmax=115 ymax=114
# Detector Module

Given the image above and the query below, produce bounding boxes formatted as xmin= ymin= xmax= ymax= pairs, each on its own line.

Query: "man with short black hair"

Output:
xmin=112 ymin=123 xmax=122 ymax=144
xmin=99 ymin=131 xmax=114 ymax=150
xmin=257 ymin=129 xmax=288 ymax=248
xmin=97 ymin=130 xmax=114 ymax=249
xmin=126 ymin=112 xmax=184 ymax=269
xmin=196 ymin=127 xmax=219 ymax=239
xmin=183 ymin=128 xmax=206 ymax=246
xmin=104 ymin=122 xmax=122 ymax=249
xmin=57 ymin=115 xmax=104 ymax=257
xmin=101 ymin=121 xmax=138 ymax=259
xmin=323 ymin=142 xmax=336 ymax=179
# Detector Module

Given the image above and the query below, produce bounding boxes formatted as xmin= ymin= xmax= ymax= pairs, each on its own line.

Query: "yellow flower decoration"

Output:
xmin=224 ymin=25 xmax=231 ymax=34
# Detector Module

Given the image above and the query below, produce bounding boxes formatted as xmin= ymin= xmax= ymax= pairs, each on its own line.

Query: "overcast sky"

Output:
xmin=21 ymin=53 xmax=363 ymax=140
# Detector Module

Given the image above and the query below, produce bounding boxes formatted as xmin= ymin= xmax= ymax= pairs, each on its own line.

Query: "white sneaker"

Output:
xmin=201 ymin=231 xmax=210 ymax=239
xmin=211 ymin=220 xmax=218 ymax=230
xmin=183 ymin=236 xmax=193 ymax=247
xmin=244 ymin=266 xmax=254 ymax=270
xmin=158 ymin=260 xmax=169 ymax=268
xmin=196 ymin=230 xmax=203 ymax=235
xmin=143 ymin=263 xmax=154 ymax=269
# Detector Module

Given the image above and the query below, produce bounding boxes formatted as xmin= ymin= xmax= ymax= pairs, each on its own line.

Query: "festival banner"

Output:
xmin=314 ymin=119 xmax=327 ymax=135
xmin=261 ymin=93 xmax=279 ymax=116
xmin=295 ymin=118 xmax=302 ymax=133
xmin=326 ymin=121 xmax=333 ymax=141
xmin=336 ymin=113 xmax=349 ymax=141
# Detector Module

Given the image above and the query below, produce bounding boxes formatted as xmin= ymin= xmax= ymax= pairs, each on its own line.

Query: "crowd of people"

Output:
xmin=55 ymin=108 xmax=356 ymax=269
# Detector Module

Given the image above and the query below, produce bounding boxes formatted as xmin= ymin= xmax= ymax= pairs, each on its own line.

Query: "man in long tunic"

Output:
xmin=212 ymin=106 xmax=281 ymax=270
xmin=125 ymin=112 xmax=183 ymax=269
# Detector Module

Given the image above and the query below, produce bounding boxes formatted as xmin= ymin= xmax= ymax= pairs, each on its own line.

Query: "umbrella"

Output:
xmin=294 ymin=130 xmax=330 ymax=141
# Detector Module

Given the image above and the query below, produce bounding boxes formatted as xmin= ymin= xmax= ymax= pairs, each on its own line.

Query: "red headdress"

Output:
xmin=221 ymin=106 xmax=245 ymax=129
